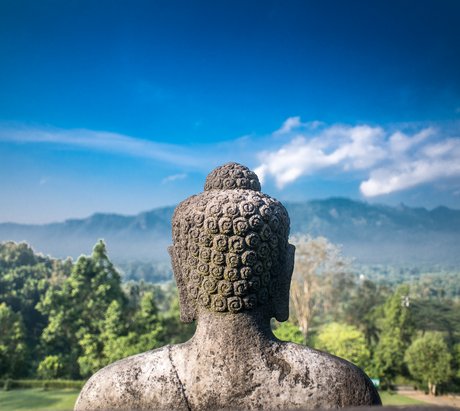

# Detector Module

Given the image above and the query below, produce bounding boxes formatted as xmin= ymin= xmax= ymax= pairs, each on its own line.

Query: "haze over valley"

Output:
xmin=1 ymin=198 xmax=459 ymax=281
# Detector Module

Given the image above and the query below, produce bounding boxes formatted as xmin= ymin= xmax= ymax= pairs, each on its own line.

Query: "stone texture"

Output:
xmin=75 ymin=162 xmax=381 ymax=411
xmin=170 ymin=163 xmax=291 ymax=323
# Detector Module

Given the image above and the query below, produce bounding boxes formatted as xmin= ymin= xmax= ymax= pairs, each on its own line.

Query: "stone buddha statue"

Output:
xmin=75 ymin=163 xmax=381 ymax=411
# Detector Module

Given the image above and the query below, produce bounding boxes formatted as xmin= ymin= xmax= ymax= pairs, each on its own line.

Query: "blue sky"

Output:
xmin=1 ymin=0 xmax=460 ymax=223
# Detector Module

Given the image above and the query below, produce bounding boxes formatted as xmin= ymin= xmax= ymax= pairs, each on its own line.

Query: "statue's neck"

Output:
xmin=189 ymin=308 xmax=275 ymax=355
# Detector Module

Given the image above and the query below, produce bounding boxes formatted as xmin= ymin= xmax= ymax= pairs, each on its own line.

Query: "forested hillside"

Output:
xmin=1 ymin=239 xmax=459 ymax=394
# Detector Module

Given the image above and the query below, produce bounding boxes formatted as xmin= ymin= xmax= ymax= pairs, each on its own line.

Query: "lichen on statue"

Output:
xmin=75 ymin=162 xmax=381 ymax=411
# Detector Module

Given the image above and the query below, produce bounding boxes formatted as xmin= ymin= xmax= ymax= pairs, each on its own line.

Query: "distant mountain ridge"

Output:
xmin=286 ymin=198 xmax=460 ymax=264
xmin=1 ymin=198 xmax=459 ymax=265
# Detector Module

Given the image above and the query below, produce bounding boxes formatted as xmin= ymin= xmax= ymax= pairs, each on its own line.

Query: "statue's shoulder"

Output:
xmin=276 ymin=342 xmax=381 ymax=407
xmin=74 ymin=345 xmax=190 ymax=411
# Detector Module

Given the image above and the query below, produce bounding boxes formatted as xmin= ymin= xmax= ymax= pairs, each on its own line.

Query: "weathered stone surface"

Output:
xmin=75 ymin=162 xmax=381 ymax=411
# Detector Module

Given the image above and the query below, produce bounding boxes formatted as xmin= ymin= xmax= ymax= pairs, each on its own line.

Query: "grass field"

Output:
xmin=379 ymin=391 xmax=428 ymax=405
xmin=0 ymin=388 xmax=80 ymax=411
xmin=0 ymin=388 xmax=427 ymax=410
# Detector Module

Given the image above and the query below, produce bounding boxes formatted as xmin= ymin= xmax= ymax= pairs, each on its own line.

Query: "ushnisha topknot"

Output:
xmin=204 ymin=162 xmax=261 ymax=192
xmin=171 ymin=162 xmax=290 ymax=320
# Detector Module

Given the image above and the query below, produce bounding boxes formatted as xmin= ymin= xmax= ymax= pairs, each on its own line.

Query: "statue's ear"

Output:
xmin=168 ymin=246 xmax=196 ymax=323
xmin=273 ymin=244 xmax=295 ymax=322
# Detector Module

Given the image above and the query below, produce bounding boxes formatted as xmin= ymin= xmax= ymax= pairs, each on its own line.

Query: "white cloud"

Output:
xmin=274 ymin=116 xmax=303 ymax=135
xmin=162 ymin=173 xmax=187 ymax=184
xmin=256 ymin=117 xmax=460 ymax=197
xmin=0 ymin=124 xmax=265 ymax=173
xmin=361 ymin=157 xmax=460 ymax=196
xmin=257 ymin=123 xmax=386 ymax=188
xmin=274 ymin=116 xmax=324 ymax=135
xmin=4 ymin=120 xmax=460 ymax=199
xmin=0 ymin=125 xmax=202 ymax=167
xmin=389 ymin=128 xmax=433 ymax=153
xmin=361 ymin=136 xmax=460 ymax=196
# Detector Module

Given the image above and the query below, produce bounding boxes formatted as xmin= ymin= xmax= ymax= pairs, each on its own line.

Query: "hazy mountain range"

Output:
xmin=1 ymin=198 xmax=459 ymax=266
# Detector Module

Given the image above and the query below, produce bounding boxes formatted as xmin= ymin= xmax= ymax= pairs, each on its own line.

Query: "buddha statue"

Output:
xmin=75 ymin=162 xmax=381 ymax=410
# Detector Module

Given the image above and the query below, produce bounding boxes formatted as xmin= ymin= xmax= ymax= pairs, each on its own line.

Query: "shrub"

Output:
xmin=37 ymin=355 xmax=63 ymax=379
xmin=0 ymin=379 xmax=85 ymax=390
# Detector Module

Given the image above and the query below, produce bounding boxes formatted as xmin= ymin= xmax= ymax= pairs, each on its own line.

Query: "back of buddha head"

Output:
xmin=170 ymin=163 xmax=294 ymax=322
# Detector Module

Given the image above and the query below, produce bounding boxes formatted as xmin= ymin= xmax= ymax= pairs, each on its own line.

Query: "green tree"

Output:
xmin=37 ymin=355 xmax=64 ymax=379
xmin=345 ymin=279 xmax=387 ymax=346
xmin=103 ymin=300 xmax=127 ymax=338
xmin=100 ymin=300 xmax=129 ymax=364
xmin=455 ymin=344 xmax=460 ymax=378
xmin=0 ymin=242 xmax=71 ymax=377
xmin=0 ymin=303 xmax=27 ymax=377
xmin=290 ymin=236 xmax=354 ymax=340
xmin=130 ymin=291 xmax=165 ymax=352
xmin=273 ymin=321 xmax=305 ymax=345
xmin=405 ymin=332 xmax=452 ymax=395
xmin=314 ymin=322 xmax=370 ymax=370
xmin=77 ymin=332 xmax=107 ymax=378
xmin=38 ymin=240 xmax=126 ymax=378
xmin=159 ymin=287 xmax=195 ymax=344
xmin=411 ymin=298 xmax=460 ymax=346
xmin=102 ymin=292 xmax=165 ymax=366
xmin=373 ymin=285 xmax=414 ymax=385
xmin=0 ymin=242 xmax=37 ymax=268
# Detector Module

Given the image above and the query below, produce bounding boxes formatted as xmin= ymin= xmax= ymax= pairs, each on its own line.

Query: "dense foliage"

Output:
xmin=0 ymin=241 xmax=194 ymax=380
xmin=314 ymin=322 xmax=370 ymax=369
xmin=278 ymin=236 xmax=460 ymax=394
xmin=405 ymin=332 xmax=452 ymax=395
xmin=1 ymin=238 xmax=460 ymax=394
